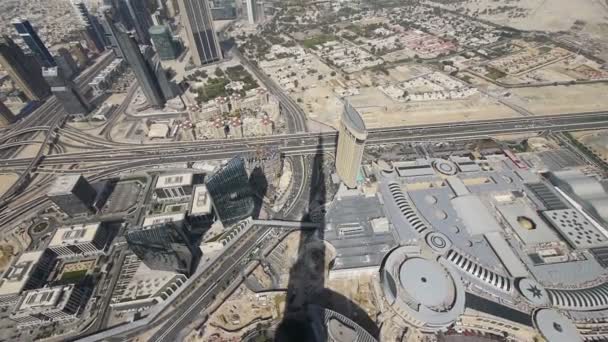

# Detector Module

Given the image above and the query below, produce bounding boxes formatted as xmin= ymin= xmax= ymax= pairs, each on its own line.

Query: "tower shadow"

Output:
xmin=275 ymin=136 xmax=379 ymax=341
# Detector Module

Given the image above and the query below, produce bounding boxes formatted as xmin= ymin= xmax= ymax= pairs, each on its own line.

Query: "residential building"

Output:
xmin=336 ymin=102 xmax=367 ymax=188
xmin=178 ymin=0 xmax=222 ymax=66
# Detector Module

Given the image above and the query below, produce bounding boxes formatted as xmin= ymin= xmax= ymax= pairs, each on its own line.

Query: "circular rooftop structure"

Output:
xmin=534 ymin=309 xmax=581 ymax=342
xmin=425 ymin=232 xmax=452 ymax=255
xmin=433 ymin=159 xmax=458 ymax=176
xmin=380 ymin=247 xmax=465 ymax=332
xmin=517 ymin=278 xmax=550 ymax=306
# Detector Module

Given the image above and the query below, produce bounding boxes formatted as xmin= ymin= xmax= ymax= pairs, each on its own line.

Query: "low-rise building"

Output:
xmin=48 ymin=222 xmax=111 ymax=258
xmin=154 ymin=173 xmax=193 ymax=202
xmin=10 ymin=285 xmax=88 ymax=328
xmin=0 ymin=251 xmax=58 ymax=305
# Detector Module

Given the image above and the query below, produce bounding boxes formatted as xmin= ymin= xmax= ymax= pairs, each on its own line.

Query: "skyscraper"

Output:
xmin=126 ymin=222 xmax=199 ymax=275
xmin=47 ymin=175 xmax=98 ymax=217
xmin=178 ymin=0 xmax=222 ymax=66
xmin=149 ymin=25 xmax=179 ymax=60
xmin=125 ymin=0 xmax=154 ymax=44
xmin=246 ymin=0 xmax=257 ymax=25
xmin=70 ymin=0 xmax=106 ymax=53
xmin=0 ymin=36 xmax=50 ymax=101
xmin=206 ymin=157 xmax=255 ymax=226
xmin=12 ymin=19 xmax=55 ymax=67
xmin=0 ymin=101 xmax=16 ymax=126
xmin=97 ymin=6 xmax=123 ymax=57
xmin=336 ymin=102 xmax=367 ymax=188
xmin=108 ymin=17 xmax=166 ymax=107
xmin=42 ymin=67 xmax=91 ymax=116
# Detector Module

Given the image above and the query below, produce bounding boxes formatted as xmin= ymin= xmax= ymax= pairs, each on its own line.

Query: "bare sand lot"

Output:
xmin=509 ymin=83 xmax=608 ymax=115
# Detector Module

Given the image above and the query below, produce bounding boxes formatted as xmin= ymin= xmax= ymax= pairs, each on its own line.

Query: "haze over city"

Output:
xmin=0 ymin=0 xmax=608 ymax=341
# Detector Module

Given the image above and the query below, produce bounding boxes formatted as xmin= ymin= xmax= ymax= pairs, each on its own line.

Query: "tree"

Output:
xmin=330 ymin=71 xmax=336 ymax=77
xmin=214 ymin=67 xmax=223 ymax=77
xmin=318 ymin=75 xmax=324 ymax=80
xmin=294 ymin=80 xmax=299 ymax=88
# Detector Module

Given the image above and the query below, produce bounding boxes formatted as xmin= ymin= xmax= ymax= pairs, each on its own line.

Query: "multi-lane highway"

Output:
xmin=1 ymin=111 xmax=607 ymax=171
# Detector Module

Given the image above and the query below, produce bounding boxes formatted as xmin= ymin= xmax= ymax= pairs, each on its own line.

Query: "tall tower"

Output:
xmin=125 ymin=0 xmax=154 ymax=44
xmin=70 ymin=0 xmax=106 ymax=53
xmin=42 ymin=67 xmax=91 ymax=116
xmin=178 ymin=0 xmax=222 ymax=66
xmin=335 ymin=102 xmax=367 ymax=188
xmin=0 ymin=36 xmax=50 ymax=101
xmin=0 ymin=101 xmax=16 ymax=126
xmin=97 ymin=6 xmax=123 ymax=57
xmin=108 ymin=17 xmax=166 ymax=108
xmin=206 ymin=157 xmax=255 ymax=226
xmin=12 ymin=19 xmax=55 ymax=67
xmin=246 ymin=0 xmax=256 ymax=24
xmin=53 ymin=48 xmax=79 ymax=80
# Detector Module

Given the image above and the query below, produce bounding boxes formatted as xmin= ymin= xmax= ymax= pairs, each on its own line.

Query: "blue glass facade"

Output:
xmin=206 ymin=157 xmax=255 ymax=226
xmin=13 ymin=20 xmax=55 ymax=67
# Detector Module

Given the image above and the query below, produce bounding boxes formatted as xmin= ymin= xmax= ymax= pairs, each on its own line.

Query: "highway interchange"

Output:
xmin=2 ymin=45 xmax=608 ymax=341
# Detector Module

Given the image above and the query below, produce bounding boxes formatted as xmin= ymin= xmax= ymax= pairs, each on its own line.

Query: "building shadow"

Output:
xmin=249 ymin=165 xmax=269 ymax=219
xmin=275 ymin=136 xmax=379 ymax=341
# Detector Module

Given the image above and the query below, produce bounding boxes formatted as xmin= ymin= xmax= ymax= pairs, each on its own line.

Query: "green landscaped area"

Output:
xmin=302 ymin=34 xmax=337 ymax=49
xmin=60 ymin=269 xmax=88 ymax=282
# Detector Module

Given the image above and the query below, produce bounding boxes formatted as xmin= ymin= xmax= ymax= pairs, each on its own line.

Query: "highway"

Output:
xmin=1 ymin=111 xmax=608 ymax=171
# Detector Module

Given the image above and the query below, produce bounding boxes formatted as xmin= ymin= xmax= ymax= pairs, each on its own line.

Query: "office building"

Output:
xmin=189 ymin=185 xmax=214 ymax=224
xmin=10 ymin=285 xmax=88 ymax=327
xmin=178 ymin=0 xmax=222 ymax=66
xmin=71 ymin=0 xmax=106 ymax=53
xmin=126 ymin=222 xmax=198 ymax=275
xmin=154 ymin=173 xmax=193 ymax=202
xmin=97 ymin=6 xmax=123 ymax=57
xmin=0 ymin=101 xmax=15 ymax=126
xmin=149 ymin=25 xmax=179 ymax=60
xmin=48 ymin=223 xmax=111 ymax=258
xmin=0 ymin=36 xmax=50 ymax=101
xmin=109 ymin=19 xmax=166 ymax=107
xmin=336 ymin=102 xmax=367 ymax=188
xmin=47 ymin=175 xmax=98 ymax=217
xmin=125 ymin=0 xmax=154 ymax=44
xmin=0 ymin=251 xmax=58 ymax=305
xmin=151 ymin=53 xmax=180 ymax=99
xmin=53 ymin=48 xmax=79 ymax=80
xmin=43 ymin=67 xmax=91 ymax=116
xmin=12 ymin=19 xmax=55 ymax=67
xmin=206 ymin=157 xmax=255 ymax=226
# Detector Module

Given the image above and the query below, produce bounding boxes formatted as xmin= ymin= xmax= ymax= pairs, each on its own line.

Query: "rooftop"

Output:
xmin=190 ymin=185 xmax=212 ymax=216
xmin=142 ymin=212 xmax=186 ymax=227
xmin=155 ymin=173 xmax=193 ymax=189
xmin=342 ymin=101 xmax=367 ymax=137
xmin=48 ymin=175 xmax=84 ymax=195
xmin=48 ymin=222 xmax=101 ymax=247
xmin=0 ymin=251 xmax=43 ymax=297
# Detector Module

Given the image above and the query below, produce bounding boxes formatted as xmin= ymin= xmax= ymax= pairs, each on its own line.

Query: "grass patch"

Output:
xmin=60 ymin=269 xmax=88 ymax=282
xmin=485 ymin=67 xmax=507 ymax=80
xmin=302 ymin=34 xmax=336 ymax=49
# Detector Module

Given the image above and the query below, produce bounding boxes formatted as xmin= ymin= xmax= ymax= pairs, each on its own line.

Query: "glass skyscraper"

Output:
xmin=206 ymin=157 xmax=255 ymax=226
xmin=177 ymin=0 xmax=222 ymax=65
xmin=12 ymin=19 xmax=55 ymax=67
xmin=126 ymin=222 xmax=198 ymax=275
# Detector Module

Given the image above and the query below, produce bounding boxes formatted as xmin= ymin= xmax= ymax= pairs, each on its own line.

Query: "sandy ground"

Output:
xmin=509 ymin=83 xmax=608 ymax=115
xmin=432 ymin=0 xmax=608 ymax=33
xmin=0 ymin=173 xmax=17 ymax=197
xmin=346 ymin=87 xmax=519 ymax=128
